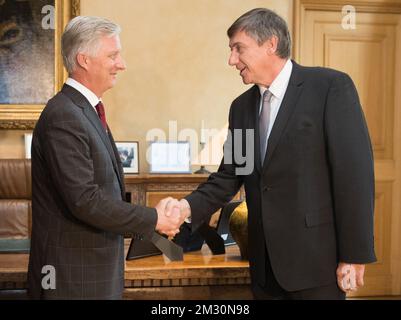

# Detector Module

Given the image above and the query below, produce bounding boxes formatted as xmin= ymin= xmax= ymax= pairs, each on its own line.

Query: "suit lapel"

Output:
xmin=61 ymin=84 xmax=124 ymax=191
xmin=83 ymin=107 xmax=124 ymax=187
xmin=261 ymin=62 xmax=304 ymax=172
xmin=107 ymin=129 xmax=126 ymax=199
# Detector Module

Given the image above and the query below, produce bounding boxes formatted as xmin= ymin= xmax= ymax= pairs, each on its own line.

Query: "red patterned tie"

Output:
xmin=95 ymin=101 xmax=108 ymax=131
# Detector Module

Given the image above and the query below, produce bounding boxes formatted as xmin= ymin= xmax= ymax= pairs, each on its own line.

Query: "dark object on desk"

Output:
xmin=173 ymin=221 xmax=225 ymax=254
xmin=173 ymin=201 xmax=243 ymax=254
xmin=217 ymin=200 xmax=243 ymax=246
xmin=126 ymin=236 xmax=161 ymax=260
xmin=197 ymin=223 xmax=225 ymax=254
xmin=173 ymin=222 xmax=204 ymax=252
xmin=151 ymin=232 xmax=183 ymax=261
xmin=126 ymin=201 xmax=244 ymax=260
xmin=126 ymin=232 xmax=184 ymax=261
xmin=173 ymin=222 xmax=224 ymax=253
xmin=194 ymin=165 xmax=210 ymax=174
xmin=0 ymin=239 xmax=30 ymax=253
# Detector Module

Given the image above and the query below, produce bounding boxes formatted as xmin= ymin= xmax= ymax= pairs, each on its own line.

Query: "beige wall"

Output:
xmin=0 ymin=0 xmax=293 ymax=173
xmin=0 ymin=131 xmax=30 ymax=159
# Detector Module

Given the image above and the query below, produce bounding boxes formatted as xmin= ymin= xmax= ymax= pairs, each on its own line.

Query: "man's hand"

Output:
xmin=336 ymin=262 xmax=365 ymax=293
xmin=179 ymin=199 xmax=191 ymax=223
xmin=155 ymin=197 xmax=182 ymax=237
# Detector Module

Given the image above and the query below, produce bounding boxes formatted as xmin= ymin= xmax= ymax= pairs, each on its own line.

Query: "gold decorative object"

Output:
xmin=229 ymin=201 xmax=248 ymax=260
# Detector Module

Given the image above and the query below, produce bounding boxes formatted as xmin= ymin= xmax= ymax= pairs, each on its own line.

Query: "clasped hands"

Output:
xmin=155 ymin=197 xmax=191 ymax=237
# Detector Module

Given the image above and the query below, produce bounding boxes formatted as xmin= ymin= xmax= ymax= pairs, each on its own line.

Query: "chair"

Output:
xmin=0 ymin=159 xmax=31 ymax=299
xmin=0 ymin=159 xmax=31 ymax=246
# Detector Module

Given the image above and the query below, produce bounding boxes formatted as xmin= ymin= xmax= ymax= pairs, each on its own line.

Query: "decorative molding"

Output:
xmin=0 ymin=121 xmax=36 ymax=130
xmin=124 ymin=175 xmax=245 ymax=207
xmin=0 ymin=281 xmax=27 ymax=290
xmin=146 ymin=183 xmax=202 ymax=191
xmin=296 ymin=0 xmax=401 ymax=14
xmin=124 ymin=277 xmax=251 ymax=288
xmin=293 ymin=0 xmax=401 ymax=60
xmin=71 ymin=0 xmax=80 ymax=17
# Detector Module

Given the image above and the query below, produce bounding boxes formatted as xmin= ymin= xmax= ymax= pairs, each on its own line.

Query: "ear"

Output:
xmin=266 ymin=36 xmax=279 ymax=55
xmin=76 ymin=53 xmax=89 ymax=71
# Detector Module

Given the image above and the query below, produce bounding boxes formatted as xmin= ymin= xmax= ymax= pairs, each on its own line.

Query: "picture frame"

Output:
xmin=116 ymin=141 xmax=139 ymax=174
xmin=0 ymin=0 xmax=80 ymax=130
xmin=149 ymin=141 xmax=191 ymax=174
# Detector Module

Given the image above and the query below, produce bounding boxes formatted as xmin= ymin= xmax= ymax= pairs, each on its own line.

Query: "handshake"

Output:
xmin=154 ymin=197 xmax=191 ymax=237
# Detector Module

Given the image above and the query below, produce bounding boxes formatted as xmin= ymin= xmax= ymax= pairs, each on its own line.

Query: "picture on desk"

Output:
xmin=116 ymin=141 xmax=139 ymax=174
xmin=149 ymin=141 xmax=191 ymax=174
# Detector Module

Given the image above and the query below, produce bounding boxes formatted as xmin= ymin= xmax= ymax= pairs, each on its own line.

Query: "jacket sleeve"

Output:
xmin=324 ymin=72 xmax=376 ymax=264
xmin=185 ymin=103 xmax=244 ymax=231
xmin=42 ymin=106 xmax=157 ymax=240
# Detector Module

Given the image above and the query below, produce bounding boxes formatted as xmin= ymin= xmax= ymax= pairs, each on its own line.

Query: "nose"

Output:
xmin=116 ymin=56 xmax=126 ymax=71
xmin=228 ymin=50 xmax=238 ymax=66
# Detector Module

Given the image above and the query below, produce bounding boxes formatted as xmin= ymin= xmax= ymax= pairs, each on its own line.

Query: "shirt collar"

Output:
xmin=66 ymin=78 xmax=101 ymax=108
xmin=258 ymin=59 xmax=293 ymax=99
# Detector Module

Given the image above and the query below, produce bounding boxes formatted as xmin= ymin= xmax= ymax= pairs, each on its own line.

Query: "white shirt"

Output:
xmin=258 ymin=59 xmax=293 ymax=149
xmin=65 ymin=78 xmax=101 ymax=112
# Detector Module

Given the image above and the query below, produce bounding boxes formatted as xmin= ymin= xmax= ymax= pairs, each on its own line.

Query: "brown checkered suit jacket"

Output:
xmin=28 ymin=84 xmax=157 ymax=299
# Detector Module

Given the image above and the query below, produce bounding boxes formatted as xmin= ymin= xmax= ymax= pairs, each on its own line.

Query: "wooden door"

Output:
xmin=294 ymin=0 xmax=401 ymax=297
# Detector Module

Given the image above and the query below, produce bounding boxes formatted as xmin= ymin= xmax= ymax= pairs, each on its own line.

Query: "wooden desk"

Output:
xmin=0 ymin=253 xmax=28 ymax=290
xmin=0 ymin=174 xmax=249 ymax=299
xmin=0 ymin=242 xmax=251 ymax=300
xmin=124 ymin=243 xmax=251 ymax=300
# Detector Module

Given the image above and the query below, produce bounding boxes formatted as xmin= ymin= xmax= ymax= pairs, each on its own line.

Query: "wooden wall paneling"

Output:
xmin=293 ymin=0 xmax=401 ymax=296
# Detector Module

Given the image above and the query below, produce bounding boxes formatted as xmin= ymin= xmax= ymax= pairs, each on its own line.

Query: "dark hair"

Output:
xmin=227 ymin=8 xmax=291 ymax=59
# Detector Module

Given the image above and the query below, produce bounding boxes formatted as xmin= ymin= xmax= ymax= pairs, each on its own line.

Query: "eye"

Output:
xmin=236 ymin=45 xmax=244 ymax=53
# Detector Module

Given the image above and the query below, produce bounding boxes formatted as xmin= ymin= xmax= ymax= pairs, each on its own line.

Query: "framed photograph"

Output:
xmin=116 ymin=141 xmax=139 ymax=174
xmin=0 ymin=0 xmax=80 ymax=129
xmin=149 ymin=141 xmax=191 ymax=174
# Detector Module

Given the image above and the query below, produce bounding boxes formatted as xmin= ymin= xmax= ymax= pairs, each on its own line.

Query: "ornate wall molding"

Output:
xmin=0 ymin=121 xmax=36 ymax=130
xmin=71 ymin=0 xmax=80 ymax=17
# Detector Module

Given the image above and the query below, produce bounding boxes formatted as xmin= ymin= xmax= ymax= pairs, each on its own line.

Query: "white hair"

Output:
xmin=61 ymin=16 xmax=121 ymax=74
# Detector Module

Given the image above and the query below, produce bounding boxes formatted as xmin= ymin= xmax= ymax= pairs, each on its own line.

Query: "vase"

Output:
xmin=229 ymin=201 xmax=248 ymax=260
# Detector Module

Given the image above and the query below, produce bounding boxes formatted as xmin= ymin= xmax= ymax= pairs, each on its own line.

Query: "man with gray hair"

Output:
xmin=28 ymin=16 xmax=185 ymax=299
xmin=180 ymin=8 xmax=376 ymax=299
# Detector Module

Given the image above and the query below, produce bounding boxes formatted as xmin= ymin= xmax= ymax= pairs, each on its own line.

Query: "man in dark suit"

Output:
xmin=28 ymin=16 xmax=183 ymax=299
xmin=179 ymin=8 xmax=376 ymax=299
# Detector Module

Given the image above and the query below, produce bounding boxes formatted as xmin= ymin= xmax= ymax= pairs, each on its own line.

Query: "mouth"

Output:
xmin=239 ymin=67 xmax=247 ymax=76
